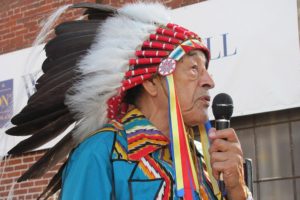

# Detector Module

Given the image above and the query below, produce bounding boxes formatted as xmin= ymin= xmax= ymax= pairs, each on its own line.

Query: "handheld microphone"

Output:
xmin=212 ymin=93 xmax=234 ymax=198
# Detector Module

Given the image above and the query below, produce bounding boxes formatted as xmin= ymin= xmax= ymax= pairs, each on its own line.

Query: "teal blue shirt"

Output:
xmin=61 ymin=132 xmax=115 ymax=199
xmin=60 ymin=109 xmax=217 ymax=200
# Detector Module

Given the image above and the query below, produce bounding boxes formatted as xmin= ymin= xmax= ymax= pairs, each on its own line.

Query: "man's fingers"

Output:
xmin=210 ymin=151 xmax=229 ymax=164
xmin=209 ymin=139 xmax=229 ymax=153
xmin=209 ymin=128 xmax=239 ymax=143
xmin=211 ymin=154 xmax=243 ymax=171
xmin=209 ymin=138 xmax=243 ymax=156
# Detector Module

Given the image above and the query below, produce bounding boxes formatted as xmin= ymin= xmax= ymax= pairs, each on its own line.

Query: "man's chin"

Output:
xmin=184 ymin=114 xmax=208 ymax=127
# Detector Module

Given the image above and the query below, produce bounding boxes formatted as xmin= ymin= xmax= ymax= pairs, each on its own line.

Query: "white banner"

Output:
xmin=0 ymin=46 xmax=67 ymax=156
xmin=171 ymin=0 xmax=300 ymax=117
xmin=1 ymin=0 xmax=300 ymax=155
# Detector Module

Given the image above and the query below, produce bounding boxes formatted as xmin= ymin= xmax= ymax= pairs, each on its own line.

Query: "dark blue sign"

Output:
xmin=0 ymin=79 xmax=13 ymax=128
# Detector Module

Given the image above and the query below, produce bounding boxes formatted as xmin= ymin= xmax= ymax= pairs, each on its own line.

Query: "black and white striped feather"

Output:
xmin=5 ymin=3 xmax=117 ymax=198
xmin=5 ymin=2 xmax=171 ymax=199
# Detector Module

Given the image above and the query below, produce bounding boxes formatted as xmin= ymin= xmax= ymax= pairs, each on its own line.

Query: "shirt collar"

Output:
xmin=121 ymin=108 xmax=169 ymax=161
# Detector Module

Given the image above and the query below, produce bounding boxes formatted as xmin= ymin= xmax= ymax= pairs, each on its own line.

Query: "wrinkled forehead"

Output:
xmin=180 ymin=50 xmax=209 ymax=69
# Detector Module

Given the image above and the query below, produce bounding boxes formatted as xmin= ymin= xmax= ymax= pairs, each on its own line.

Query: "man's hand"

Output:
xmin=209 ymin=128 xmax=247 ymax=200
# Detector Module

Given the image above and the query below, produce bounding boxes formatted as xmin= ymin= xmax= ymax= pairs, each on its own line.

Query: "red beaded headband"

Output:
xmin=107 ymin=23 xmax=210 ymax=120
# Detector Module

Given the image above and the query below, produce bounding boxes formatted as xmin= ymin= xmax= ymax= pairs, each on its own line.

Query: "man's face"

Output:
xmin=173 ymin=50 xmax=215 ymax=126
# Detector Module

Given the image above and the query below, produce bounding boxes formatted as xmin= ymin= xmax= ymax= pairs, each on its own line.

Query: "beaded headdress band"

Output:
xmin=107 ymin=23 xmax=210 ymax=121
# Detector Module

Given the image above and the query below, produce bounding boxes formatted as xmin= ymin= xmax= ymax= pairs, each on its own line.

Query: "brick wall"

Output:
xmin=0 ymin=150 xmax=63 ymax=200
xmin=0 ymin=0 xmax=206 ymax=55
xmin=0 ymin=0 xmax=96 ymax=55
xmin=0 ymin=0 xmax=205 ymax=199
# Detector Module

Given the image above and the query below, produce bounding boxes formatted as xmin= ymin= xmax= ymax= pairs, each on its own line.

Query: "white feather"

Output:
xmin=119 ymin=2 xmax=171 ymax=25
xmin=65 ymin=2 xmax=171 ymax=140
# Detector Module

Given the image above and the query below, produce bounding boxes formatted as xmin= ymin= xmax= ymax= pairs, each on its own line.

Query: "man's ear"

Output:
xmin=142 ymin=78 xmax=159 ymax=97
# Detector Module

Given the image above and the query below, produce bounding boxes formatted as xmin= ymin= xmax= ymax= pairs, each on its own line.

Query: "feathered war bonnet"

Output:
xmin=67 ymin=3 xmax=211 ymax=198
xmin=66 ymin=2 xmax=210 ymax=137
xmin=6 ymin=2 xmax=218 ymax=199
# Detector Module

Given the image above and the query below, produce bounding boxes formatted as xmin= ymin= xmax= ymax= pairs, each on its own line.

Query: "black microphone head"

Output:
xmin=212 ymin=93 xmax=234 ymax=120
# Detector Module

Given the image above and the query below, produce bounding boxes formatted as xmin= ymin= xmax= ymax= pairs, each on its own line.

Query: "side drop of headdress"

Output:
xmin=5 ymin=2 xmax=218 ymax=199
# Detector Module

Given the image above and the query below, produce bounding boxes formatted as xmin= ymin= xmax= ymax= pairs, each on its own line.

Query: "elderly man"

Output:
xmin=7 ymin=2 xmax=252 ymax=200
xmin=60 ymin=51 xmax=248 ymax=200
xmin=58 ymin=3 xmax=250 ymax=200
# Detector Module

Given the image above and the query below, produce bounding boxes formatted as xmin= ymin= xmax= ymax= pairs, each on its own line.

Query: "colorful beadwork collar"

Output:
xmin=120 ymin=108 xmax=170 ymax=161
xmin=110 ymin=108 xmax=221 ymax=199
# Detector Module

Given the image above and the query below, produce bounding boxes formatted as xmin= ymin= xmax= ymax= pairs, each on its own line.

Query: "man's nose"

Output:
xmin=199 ymin=69 xmax=215 ymax=89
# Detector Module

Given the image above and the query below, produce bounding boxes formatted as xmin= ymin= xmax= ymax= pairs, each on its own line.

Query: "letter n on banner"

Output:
xmin=0 ymin=79 xmax=13 ymax=128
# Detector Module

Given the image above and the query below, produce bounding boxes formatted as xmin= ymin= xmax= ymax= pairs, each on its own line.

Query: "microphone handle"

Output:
xmin=215 ymin=119 xmax=230 ymax=130
xmin=215 ymin=119 xmax=230 ymax=199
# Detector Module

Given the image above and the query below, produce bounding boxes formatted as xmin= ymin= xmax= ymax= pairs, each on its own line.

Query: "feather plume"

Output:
xmin=6 ymin=3 xmax=118 ymax=184
xmin=55 ymin=20 xmax=102 ymax=35
xmin=11 ymin=103 xmax=65 ymax=125
xmin=27 ymin=77 xmax=74 ymax=104
xmin=47 ymin=30 xmax=97 ymax=46
xmin=8 ymin=112 xmax=74 ymax=155
xmin=45 ymin=34 xmax=96 ymax=59
xmin=6 ymin=108 xmax=69 ymax=136
xmin=41 ymin=50 xmax=87 ymax=74
xmin=8 ymin=3 xmax=174 ymax=197
xmin=71 ymin=2 xmax=117 ymax=14
xmin=35 ymin=69 xmax=76 ymax=91
xmin=66 ymin=2 xmax=171 ymax=140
